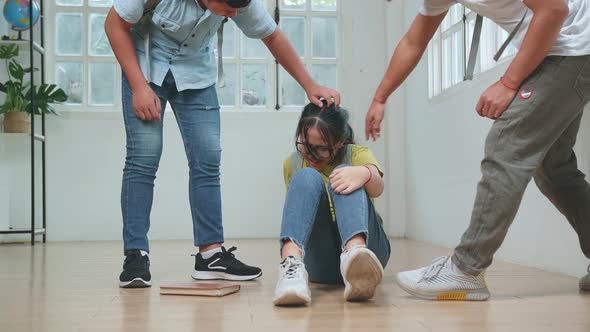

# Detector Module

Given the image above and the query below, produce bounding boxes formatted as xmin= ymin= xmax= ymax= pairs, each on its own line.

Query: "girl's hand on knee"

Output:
xmin=329 ymin=166 xmax=371 ymax=195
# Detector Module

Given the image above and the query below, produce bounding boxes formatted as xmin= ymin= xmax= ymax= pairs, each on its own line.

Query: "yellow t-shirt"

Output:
xmin=283 ymin=145 xmax=384 ymax=221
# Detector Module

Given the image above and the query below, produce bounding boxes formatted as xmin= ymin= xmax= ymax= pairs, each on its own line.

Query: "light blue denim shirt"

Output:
xmin=113 ymin=0 xmax=277 ymax=91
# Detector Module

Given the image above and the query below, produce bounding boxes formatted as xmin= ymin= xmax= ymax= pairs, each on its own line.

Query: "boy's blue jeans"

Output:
xmin=121 ymin=71 xmax=224 ymax=253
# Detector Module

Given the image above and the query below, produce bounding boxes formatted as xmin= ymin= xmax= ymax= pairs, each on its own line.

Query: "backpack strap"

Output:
xmin=143 ymin=0 xmax=161 ymax=13
xmin=493 ymin=9 xmax=528 ymax=61
xmin=289 ymin=151 xmax=303 ymax=177
xmin=464 ymin=14 xmax=483 ymax=81
xmin=465 ymin=9 xmax=528 ymax=80
xmin=342 ymin=144 xmax=353 ymax=165
xmin=217 ymin=18 xmax=229 ymax=88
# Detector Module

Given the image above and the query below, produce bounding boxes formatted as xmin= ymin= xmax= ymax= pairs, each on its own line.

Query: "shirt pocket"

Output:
xmin=152 ymin=12 xmax=181 ymax=33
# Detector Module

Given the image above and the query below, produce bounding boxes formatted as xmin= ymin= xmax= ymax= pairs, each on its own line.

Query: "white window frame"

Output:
xmin=428 ymin=4 xmax=464 ymax=98
xmin=219 ymin=0 xmax=340 ymax=112
xmin=275 ymin=0 xmax=340 ymax=112
xmin=45 ymin=0 xmax=340 ymax=112
xmin=47 ymin=1 xmax=120 ymax=112
xmin=215 ymin=0 xmax=277 ymax=112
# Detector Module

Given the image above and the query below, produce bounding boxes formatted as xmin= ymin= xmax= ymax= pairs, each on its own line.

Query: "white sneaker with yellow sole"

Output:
xmin=396 ymin=256 xmax=490 ymax=301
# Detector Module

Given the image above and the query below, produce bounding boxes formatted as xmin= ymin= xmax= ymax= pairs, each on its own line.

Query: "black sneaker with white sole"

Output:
xmin=191 ymin=246 xmax=262 ymax=281
xmin=119 ymin=250 xmax=152 ymax=288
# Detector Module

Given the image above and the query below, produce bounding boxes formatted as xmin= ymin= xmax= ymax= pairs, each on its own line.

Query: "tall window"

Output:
xmin=277 ymin=0 xmax=338 ymax=109
xmin=428 ymin=5 xmax=517 ymax=98
xmin=46 ymin=0 xmax=339 ymax=111
xmin=50 ymin=0 xmax=117 ymax=109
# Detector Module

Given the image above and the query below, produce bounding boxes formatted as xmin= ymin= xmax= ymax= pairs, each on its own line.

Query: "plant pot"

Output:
xmin=3 ymin=112 xmax=30 ymax=133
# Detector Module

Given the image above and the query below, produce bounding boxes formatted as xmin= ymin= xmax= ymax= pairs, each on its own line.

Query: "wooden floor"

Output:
xmin=0 ymin=239 xmax=588 ymax=332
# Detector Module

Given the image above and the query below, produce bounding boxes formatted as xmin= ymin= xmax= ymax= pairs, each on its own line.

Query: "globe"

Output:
xmin=3 ymin=0 xmax=40 ymax=31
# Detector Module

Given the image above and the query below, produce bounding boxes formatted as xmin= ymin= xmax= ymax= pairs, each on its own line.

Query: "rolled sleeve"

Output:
xmin=113 ymin=0 xmax=145 ymax=24
xmin=419 ymin=0 xmax=455 ymax=16
xmin=232 ymin=0 xmax=277 ymax=39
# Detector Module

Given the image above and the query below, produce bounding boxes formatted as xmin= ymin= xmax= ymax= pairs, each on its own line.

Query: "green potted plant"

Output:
xmin=0 ymin=44 xmax=67 ymax=133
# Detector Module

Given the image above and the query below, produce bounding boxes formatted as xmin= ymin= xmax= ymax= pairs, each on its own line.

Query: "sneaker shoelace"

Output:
xmin=192 ymin=246 xmax=242 ymax=265
xmin=221 ymin=246 xmax=238 ymax=260
xmin=282 ymin=258 xmax=305 ymax=280
xmin=220 ymin=246 xmax=249 ymax=267
xmin=420 ymin=256 xmax=451 ymax=282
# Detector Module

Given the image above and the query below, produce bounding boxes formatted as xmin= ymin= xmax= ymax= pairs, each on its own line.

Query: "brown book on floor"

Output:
xmin=159 ymin=282 xmax=240 ymax=297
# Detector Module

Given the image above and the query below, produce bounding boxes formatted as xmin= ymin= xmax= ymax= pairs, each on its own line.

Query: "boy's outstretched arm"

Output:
xmin=366 ymin=12 xmax=446 ymax=141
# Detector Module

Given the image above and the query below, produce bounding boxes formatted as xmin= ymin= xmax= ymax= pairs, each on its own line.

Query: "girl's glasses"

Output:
xmin=296 ymin=141 xmax=334 ymax=160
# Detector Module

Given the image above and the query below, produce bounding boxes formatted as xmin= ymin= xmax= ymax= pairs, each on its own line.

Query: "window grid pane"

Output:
xmin=280 ymin=0 xmax=306 ymax=10
xmin=280 ymin=67 xmax=306 ymax=106
xmin=89 ymin=13 xmax=113 ymax=56
xmin=241 ymin=64 xmax=268 ymax=107
xmin=217 ymin=64 xmax=237 ymax=106
xmin=442 ymin=37 xmax=452 ymax=90
xmin=240 ymin=35 xmax=268 ymax=59
xmin=432 ymin=38 xmax=441 ymax=96
xmin=310 ymin=64 xmax=337 ymax=91
xmin=281 ymin=16 xmax=305 ymax=57
xmin=311 ymin=0 xmax=337 ymax=11
xmin=451 ymin=30 xmax=463 ymax=85
xmin=56 ymin=62 xmax=83 ymax=104
xmin=428 ymin=46 xmax=434 ymax=98
xmin=56 ymin=13 xmax=83 ymax=56
xmin=89 ymin=63 xmax=116 ymax=105
xmin=311 ymin=17 xmax=337 ymax=58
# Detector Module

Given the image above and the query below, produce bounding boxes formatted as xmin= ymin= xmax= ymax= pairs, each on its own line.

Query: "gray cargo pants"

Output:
xmin=453 ymin=55 xmax=590 ymax=275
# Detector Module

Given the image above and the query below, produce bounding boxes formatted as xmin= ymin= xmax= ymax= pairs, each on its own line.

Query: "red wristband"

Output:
xmin=500 ymin=76 xmax=519 ymax=91
xmin=363 ymin=165 xmax=372 ymax=186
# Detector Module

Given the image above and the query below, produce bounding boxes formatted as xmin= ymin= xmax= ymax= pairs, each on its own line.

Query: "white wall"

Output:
xmin=383 ymin=0 xmax=407 ymax=237
xmin=398 ymin=0 xmax=589 ymax=277
xmin=1 ymin=1 xmax=396 ymax=244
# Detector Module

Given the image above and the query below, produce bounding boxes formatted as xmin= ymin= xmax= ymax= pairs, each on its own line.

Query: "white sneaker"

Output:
xmin=340 ymin=245 xmax=383 ymax=302
xmin=273 ymin=256 xmax=311 ymax=306
xmin=580 ymin=265 xmax=590 ymax=291
xmin=396 ymin=256 xmax=490 ymax=301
